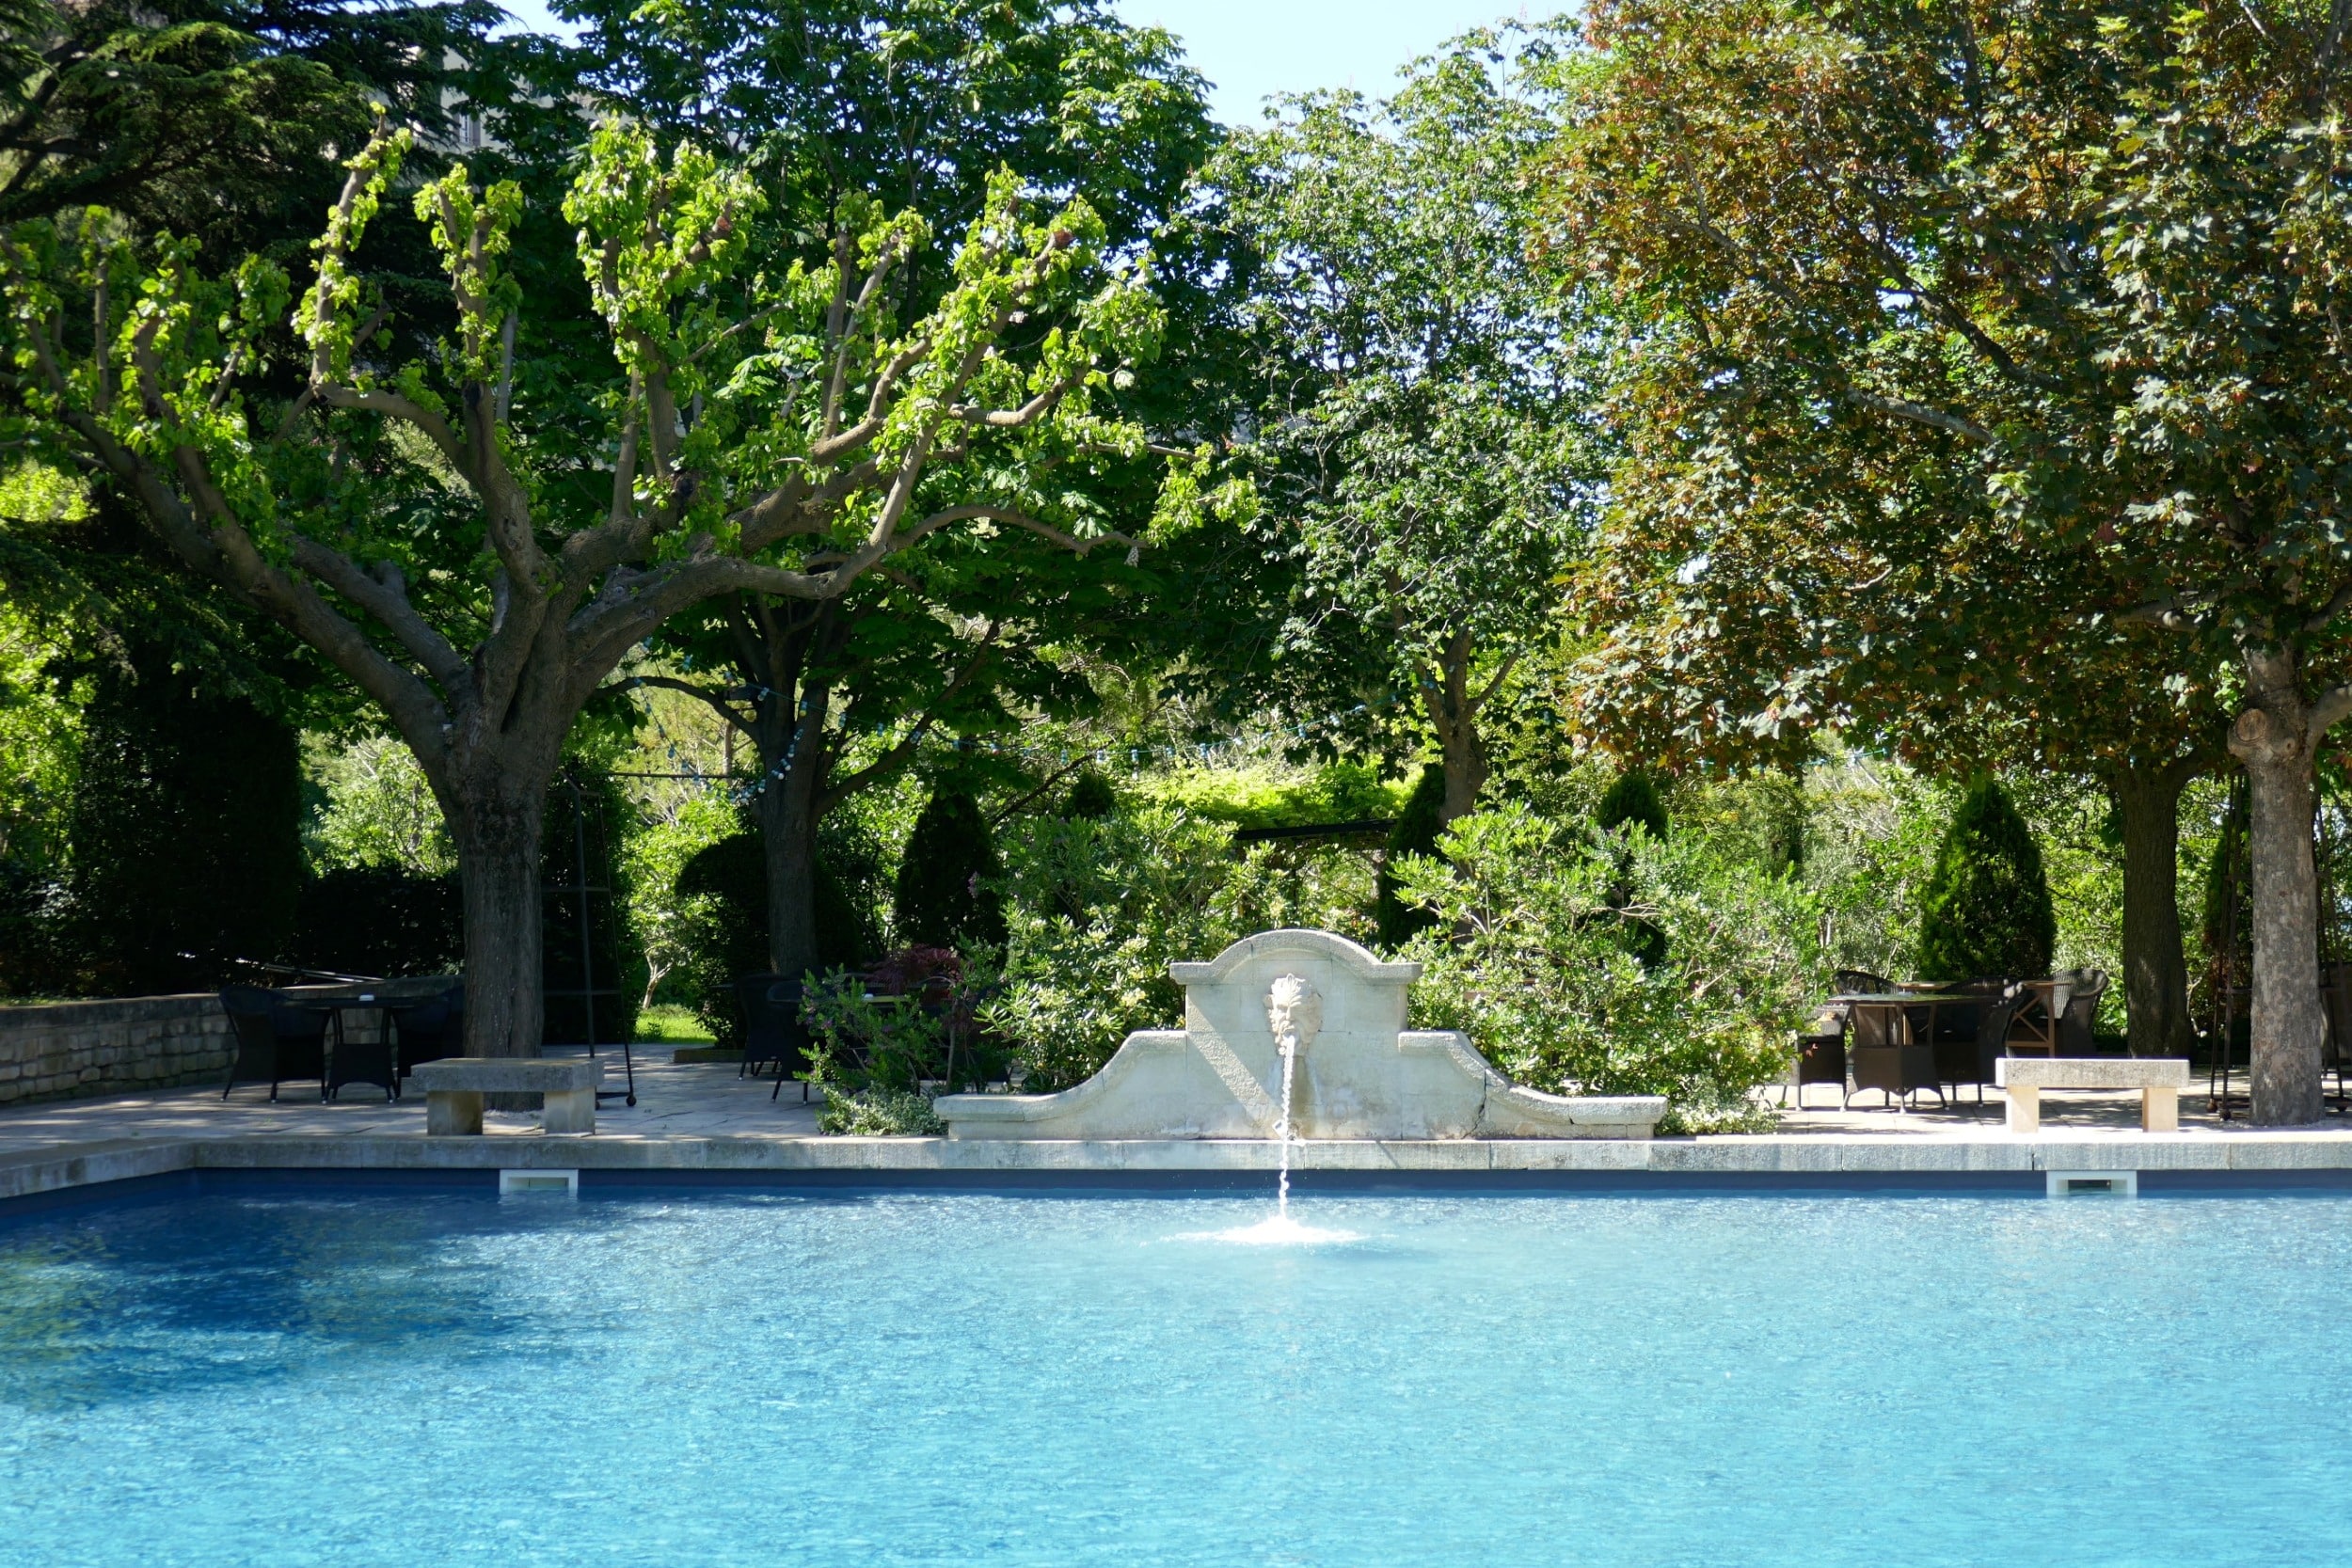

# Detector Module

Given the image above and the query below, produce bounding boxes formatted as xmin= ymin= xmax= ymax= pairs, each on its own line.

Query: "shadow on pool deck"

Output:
xmin=0 ymin=1055 xmax=826 ymax=1159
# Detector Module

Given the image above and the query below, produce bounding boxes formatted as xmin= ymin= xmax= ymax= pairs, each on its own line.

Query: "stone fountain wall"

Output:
xmin=936 ymin=929 xmax=1665 ymax=1141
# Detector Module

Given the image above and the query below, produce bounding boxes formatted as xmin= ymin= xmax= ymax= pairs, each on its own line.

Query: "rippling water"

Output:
xmin=2 ymin=1180 xmax=2347 ymax=1566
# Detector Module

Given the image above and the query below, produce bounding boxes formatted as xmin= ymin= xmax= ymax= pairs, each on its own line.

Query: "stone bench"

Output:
xmin=407 ymin=1057 xmax=606 ymax=1135
xmin=1995 ymin=1056 xmax=2188 ymax=1133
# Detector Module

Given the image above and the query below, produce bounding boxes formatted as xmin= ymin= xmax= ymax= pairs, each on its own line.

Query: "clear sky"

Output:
xmin=495 ymin=3 xmax=1550 ymax=123
xmin=1111 ymin=2 xmax=1544 ymax=122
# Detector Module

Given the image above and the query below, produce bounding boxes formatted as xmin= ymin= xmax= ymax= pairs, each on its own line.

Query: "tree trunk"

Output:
xmin=2110 ymin=759 xmax=2200 ymax=1060
xmin=2231 ymin=654 xmax=2327 ymax=1126
xmin=451 ymin=774 xmax=547 ymax=1062
xmin=1427 ymin=632 xmax=1488 ymax=824
xmin=757 ymin=711 xmax=828 ymax=981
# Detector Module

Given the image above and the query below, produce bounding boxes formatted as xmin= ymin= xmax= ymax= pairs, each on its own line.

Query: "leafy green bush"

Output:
xmin=1916 ymin=778 xmax=2056 ymax=982
xmin=982 ymin=802 xmax=1381 ymax=1091
xmin=1375 ymin=764 xmax=1446 ymax=949
xmin=984 ymin=804 xmax=1239 ymax=1090
xmin=800 ymin=947 xmax=1007 ymax=1098
xmin=895 ymin=784 xmax=1007 ymax=951
xmin=1595 ymin=768 xmax=1672 ymax=966
xmin=66 ymin=659 xmax=303 ymax=993
xmin=815 ymin=1087 xmax=947 ymax=1136
xmin=1393 ymin=804 xmax=1812 ymax=1132
xmin=282 ymin=865 xmax=461 ymax=978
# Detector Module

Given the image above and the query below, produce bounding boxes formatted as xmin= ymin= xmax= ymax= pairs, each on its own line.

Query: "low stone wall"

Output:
xmin=0 ymin=979 xmax=454 ymax=1108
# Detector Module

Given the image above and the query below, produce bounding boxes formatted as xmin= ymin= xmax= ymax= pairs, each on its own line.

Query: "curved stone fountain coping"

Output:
xmin=938 ymin=928 xmax=1667 ymax=1141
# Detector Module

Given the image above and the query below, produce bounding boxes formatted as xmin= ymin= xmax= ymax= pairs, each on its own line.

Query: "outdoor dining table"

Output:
xmin=1827 ymin=984 xmax=2059 ymax=1053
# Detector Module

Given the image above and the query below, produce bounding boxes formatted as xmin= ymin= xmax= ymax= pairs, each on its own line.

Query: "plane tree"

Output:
xmin=1547 ymin=0 xmax=2352 ymax=1120
xmin=0 ymin=120 xmax=1204 ymax=1055
xmin=579 ymin=0 xmax=1244 ymax=976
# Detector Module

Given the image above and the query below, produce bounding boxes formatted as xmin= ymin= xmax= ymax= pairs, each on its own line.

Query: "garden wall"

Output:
xmin=0 ymin=978 xmax=454 ymax=1108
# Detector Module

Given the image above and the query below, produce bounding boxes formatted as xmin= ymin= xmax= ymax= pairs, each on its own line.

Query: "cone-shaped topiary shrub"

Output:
xmin=1065 ymin=769 xmax=1118 ymax=818
xmin=1595 ymin=768 xmax=1669 ymax=966
xmin=1916 ymin=777 xmax=2056 ymax=982
xmin=1375 ymin=764 xmax=1447 ymax=950
xmin=1597 ymin=769 xmax=1669 ymax=840
xmin=895 ymin=784 xmax=1009 ymax=952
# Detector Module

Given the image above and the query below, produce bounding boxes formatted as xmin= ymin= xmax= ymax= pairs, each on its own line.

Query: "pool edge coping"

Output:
xmin=17 ymin=1128 xmax=2352 ymax=1206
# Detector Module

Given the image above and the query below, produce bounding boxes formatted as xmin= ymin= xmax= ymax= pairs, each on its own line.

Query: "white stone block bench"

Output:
xmin=1995 ymin=1056 xmax=2188 ymax=1133
xmin=407 ymin=1057 xmax=606 ymax=1135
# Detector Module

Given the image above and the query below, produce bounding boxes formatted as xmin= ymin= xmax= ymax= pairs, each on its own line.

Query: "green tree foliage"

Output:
xmin=63 ymin=655 xmax=301 ymax=992
xmin=1395 ymin=804 xmax=1811 ymax=1132
xmin=0 ymin=0 xmax=514 ymax=256
xmin=1213 ymin=25 xmax=1600 ymax=820
xmin=0 ymin=115 xmax=1212 ymax=1054
xmin=1597 ymin=771 xmax=1668 ymax=841
xmin=895 ymin=784 xmax=1006 ymax=952
xmin=1375 ymin=763 xmax=1444 ymax=950
xmin=1916 ymin=779 xmax=2057 ymax=984
xmin=671 ymin=811 xmax=888 ymax=1043
xmin=1548 ymin=0 xmax=2352 ymax=1119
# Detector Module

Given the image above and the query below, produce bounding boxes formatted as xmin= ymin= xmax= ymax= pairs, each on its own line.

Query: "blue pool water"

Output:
xmin=2 ymin=1180 xmax=2348 ymax=1566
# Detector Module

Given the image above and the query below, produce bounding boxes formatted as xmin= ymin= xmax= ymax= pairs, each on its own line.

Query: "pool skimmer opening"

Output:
xmin=500 ymin=1169 xmax=580 ymax=1197
xmin=2047 ymin=1170 xmax=2137 ymax=1198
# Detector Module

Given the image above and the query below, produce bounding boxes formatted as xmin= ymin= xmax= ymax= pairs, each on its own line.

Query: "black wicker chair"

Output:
xmin=734 ymin=974 xmax=815 ymax=1100
xmin=2054 ymin=969 xmax=2109 ymax=1054
xmin=217 ymin=987 xmax=328 ymax=1101
xmin=326 ymin=1007 xmax=397 ymax=1102
xmin=1849 ymin=1001 xmax=1945 ymax=1110
xmin=1792 ymin=1031 xmax=1848 ymax=1109
xmin=389 ymin=984 xmax=464 ymax=1090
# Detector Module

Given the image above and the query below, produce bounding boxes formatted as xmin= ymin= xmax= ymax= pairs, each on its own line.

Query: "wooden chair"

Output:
xmin=2005 ymin=981 xmax=2061 ymax=1055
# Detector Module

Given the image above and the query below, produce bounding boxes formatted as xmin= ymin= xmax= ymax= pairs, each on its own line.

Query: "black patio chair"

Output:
xmin=734 ymin=974 xmax=815 ymax=1100
xmin=217 ymin=987 xmax=328 ymax=1101
xmin=326 ymin=1005 xmax=396 ymax=1102
xmin=389 ymin=984 xmax=465 ymax=1088
xmin=1834 ymin=970 xmax=1895 ymax=996
xmin=2055 ymin=969 xmax=2110 ymax=1054
xmin=2323 ymin=965 xmax=2352 ymax=1108
xmin=1792 ymin=1029 xmax=1848 ymax=1109
xmin=1935 ymin=986 xmax=2027 ymax=1107
xmin=1849 ymin=1000 xmax=1945 ymax=1110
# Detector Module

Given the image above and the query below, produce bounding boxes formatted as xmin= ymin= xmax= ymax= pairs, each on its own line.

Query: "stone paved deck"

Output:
xmin=6 ymin=1055 xmax=2352 ymax=1204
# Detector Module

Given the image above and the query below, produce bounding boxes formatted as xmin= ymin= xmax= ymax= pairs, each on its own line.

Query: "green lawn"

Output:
xmin=636 ymin=1004 xmax=716 ymax=1044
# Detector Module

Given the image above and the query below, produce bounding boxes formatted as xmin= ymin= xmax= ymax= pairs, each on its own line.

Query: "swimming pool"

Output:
xmin=1 ymin=1178 xmax=2345 ymax=1566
